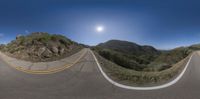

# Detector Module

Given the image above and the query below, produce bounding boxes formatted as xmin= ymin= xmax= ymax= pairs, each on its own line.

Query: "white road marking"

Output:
xmin=90 ymin=50 xmax=194 ymax=90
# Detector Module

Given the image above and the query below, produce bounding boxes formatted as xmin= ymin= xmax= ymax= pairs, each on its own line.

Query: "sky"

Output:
xmin=0 ymin=0 xmax=200 ymax=49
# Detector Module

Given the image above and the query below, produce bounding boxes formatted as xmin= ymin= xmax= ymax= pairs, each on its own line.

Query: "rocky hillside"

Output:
xmin=0 ymin=32 xmax=83 ymax=62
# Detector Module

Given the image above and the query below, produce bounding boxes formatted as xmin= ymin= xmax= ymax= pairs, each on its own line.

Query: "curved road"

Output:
xmin=0 ymin=49 xmax=199 ymax=99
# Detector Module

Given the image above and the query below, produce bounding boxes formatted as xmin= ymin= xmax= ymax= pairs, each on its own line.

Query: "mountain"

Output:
xmin=0 ymin=32 xmax=82 ymax=62
xmin=93 ymin=40 xmax=191 ymax=71
xmin=98 ymin=40 xmax=160 ymax=56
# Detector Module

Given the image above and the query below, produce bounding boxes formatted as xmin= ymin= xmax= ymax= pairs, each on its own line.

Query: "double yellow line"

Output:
xmin=1 ymin=49 xmax=87 ymax=74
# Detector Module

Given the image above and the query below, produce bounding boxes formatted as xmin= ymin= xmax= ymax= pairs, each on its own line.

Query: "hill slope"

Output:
xmin=0 ymin=32 xmax=82 ymax=62
xmin=93 ymin=40 xmax=161 ymax=71
xmin=93 ymin=40 xmax=191 ymax=71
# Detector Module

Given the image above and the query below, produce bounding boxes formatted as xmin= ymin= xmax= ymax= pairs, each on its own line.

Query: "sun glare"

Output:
xmin=96 ymin=26 xmax=104 ymax=32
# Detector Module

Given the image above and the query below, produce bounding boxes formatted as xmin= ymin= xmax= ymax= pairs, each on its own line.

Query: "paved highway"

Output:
xmin=0 ymin=49 xmax=199 ymax=99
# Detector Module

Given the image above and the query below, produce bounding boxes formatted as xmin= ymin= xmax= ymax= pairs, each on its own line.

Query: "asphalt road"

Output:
xmin=0 ymin=49 xmax=200 ymax=99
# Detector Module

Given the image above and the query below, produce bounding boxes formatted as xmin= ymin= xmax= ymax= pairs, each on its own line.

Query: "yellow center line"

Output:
xmin=0 ymin=49 xmax=87 ymax=74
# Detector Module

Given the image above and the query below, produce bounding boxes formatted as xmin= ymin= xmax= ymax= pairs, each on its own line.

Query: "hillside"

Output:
xmin=93 ymin=40 xmax=161 ymax=71
xmin=0 ymin=32 xmax=83 ymax=62
xmin=93 ymin=40 xmax=191 ymax=71
xmin=147 ymin=47 xmax=191 ymax=71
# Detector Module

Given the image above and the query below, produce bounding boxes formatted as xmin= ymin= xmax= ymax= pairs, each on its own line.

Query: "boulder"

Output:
xmin=59 ymin=48 xmax=65 ymax=55
xmin=38 ymin=47 xmax=46 ymax=56
xmin=51 ymin=46 xmax=58 ymax=54
xmin=42 ymin=49 xmax=52 ymax=58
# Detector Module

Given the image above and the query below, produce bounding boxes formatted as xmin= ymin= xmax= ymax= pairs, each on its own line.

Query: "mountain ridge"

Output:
xmin=97 ymin=39 xmax=160 ymax=56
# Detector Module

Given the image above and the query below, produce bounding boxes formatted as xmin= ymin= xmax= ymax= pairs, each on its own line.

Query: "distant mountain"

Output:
xmin=0 ymin=32 xmax=82 ymax=62
xmin=97 ymin=40 xmax=160 ymax=56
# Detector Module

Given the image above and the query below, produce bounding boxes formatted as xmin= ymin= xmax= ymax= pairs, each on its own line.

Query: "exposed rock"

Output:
xmin=59 ymin=48 xmax=65 ymax=55
xmin=42 ymin=49 xmax=53 ymax=58
xmin=51 ymin=46 xmax=59 ymax=54
xmin=38 ymin=47 xmax=46 ymax=56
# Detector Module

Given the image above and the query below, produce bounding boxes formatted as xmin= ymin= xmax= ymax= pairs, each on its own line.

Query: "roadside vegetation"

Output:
xmin=94 ymin=52 xmax=190 ymax=85
xmin=146 ymin=47 xmax=191 ymax=71
xmin=92 ymin=40 xmax=198 ymax=85
xmin=93 ymin=40 xmax=192 ymax=72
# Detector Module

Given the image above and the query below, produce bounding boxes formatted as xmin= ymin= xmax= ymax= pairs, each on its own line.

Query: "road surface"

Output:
xmin=0 ymin=48 xmax=199 ymax=99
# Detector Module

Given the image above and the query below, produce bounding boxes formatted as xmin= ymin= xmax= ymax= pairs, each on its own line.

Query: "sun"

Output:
xmin=96 ymin=26 xmax=104 ymax=32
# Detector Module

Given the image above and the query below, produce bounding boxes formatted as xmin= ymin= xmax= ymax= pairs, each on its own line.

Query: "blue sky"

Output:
xmin=0 ymin=0 xmax=200 ymax=49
